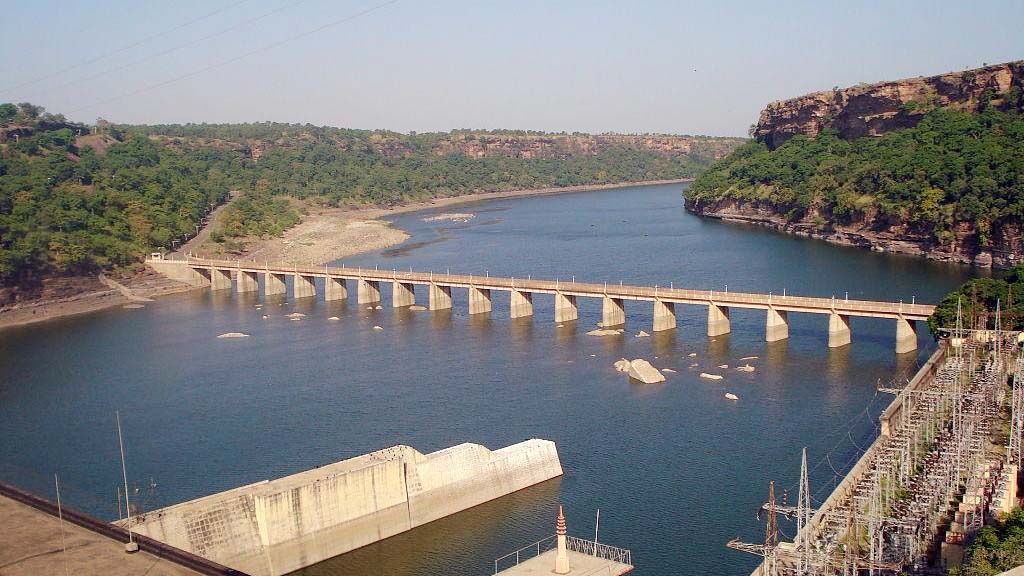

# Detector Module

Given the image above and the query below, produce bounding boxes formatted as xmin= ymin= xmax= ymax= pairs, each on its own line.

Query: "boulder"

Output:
xmin=662 ymin=368 xmax=677 ymax=373
xmin=628 ymin=359 xmax=666 ymax=384
xmin=410 ymin=305 xmax=427 ymax=311
xmin=587 ymin=328 xmax=622 ymax=337
xmin=613 ymin=359 xmax=632 ymax=373
xmin=372 ymin=325 xmax=384 ymax=331
xmin=699 ymin=372 xmax=723 ymax=380
xmin=328 ymin=316 xmax=340 ymax=321
xmin=725 ymin=392 xmax=739 ymax=401
xmin=217 ymin=332 xmax=250 ymax=339
xmin=736 ymin=364 xmax=756 ymax=372
xmin=635 ymin=330 xmax=650 ymax=338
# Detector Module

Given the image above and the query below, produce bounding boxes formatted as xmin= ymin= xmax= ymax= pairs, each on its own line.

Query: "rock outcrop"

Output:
xmin=754 ymin=61 xmax=1024 ymax=149
xmin=627 ymin=359 xmax=666 ymax=384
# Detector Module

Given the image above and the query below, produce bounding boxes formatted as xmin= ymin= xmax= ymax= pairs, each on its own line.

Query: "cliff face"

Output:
xmin=754 ymin=61 xmax=1024 ymax=149
xmin=357 ymin=132 xmax=744 ymax=161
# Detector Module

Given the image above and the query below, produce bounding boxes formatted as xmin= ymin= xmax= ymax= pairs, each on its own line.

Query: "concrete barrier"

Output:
xmin=126 ymin=440 xmax=562 ymax=576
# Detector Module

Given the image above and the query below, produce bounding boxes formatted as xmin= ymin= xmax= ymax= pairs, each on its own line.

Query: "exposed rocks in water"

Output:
xmin=662 ymin=368 xmax=677 ymax=373
xmin=635 ymin=330 xmax=650 ymax=338
xmin=374 ymin=305 xmax=383 ymax=310
xmin=725 ymin=392 xmax=739 ymax=401
xmin=718 ymin=364 xmax=729 ymax=369
xmin=587 ymin=328 xmax=623 ymax=337
xmin=689 ymin=363 xmax=699 ymax=367
xmin=736 ymin=364 xmax=756 ymax=373
xmin=740 ymin=356 xmax=758 ymax=360
xmin=217 ymin=332 xmax=249 ymax=338
xmin=262 ymin=315 xmax=268 ymax=319
xmin=613 ymin=359 xmax=632 ymax=373
xmin=372 ymin=325 xmax=383 ymax=331
xmin=627 ymin=359 xmax=665 ymax=384
xmin=422 ymin=213 xmax=475 ymax=222
xmin=700 ymin=373 xmax=723 ymax=380
xmin=328 ymin=316 xmax=340 ymax=321
xmin=286 ymin=312 xmax=306 ymax=319
xmin=688 ymin=353 xmax=697 ymax=357
xmin=409 ymin=305 xmax=427 ymax=311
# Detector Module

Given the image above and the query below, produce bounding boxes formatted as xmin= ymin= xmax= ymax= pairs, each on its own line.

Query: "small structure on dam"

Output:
xmin=123 ymin=439 xmax=562 ymax=576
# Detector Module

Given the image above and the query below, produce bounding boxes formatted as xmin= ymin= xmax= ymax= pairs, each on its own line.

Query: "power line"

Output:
xmin=67 ymin=0 xmax=400 ymax=117
xmin=0 ymin=0 xmax=253 ymax=95
xmin=20 ymin=0 xmax=309 ymax=102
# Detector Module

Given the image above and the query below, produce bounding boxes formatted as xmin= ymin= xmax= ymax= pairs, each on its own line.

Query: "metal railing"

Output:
xmin=493 ymin=534 xmax=632 ymax=574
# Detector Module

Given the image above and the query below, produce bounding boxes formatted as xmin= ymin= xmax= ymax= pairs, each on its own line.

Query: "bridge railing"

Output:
xmin=153 ymin=256 xmax=935 ymax=318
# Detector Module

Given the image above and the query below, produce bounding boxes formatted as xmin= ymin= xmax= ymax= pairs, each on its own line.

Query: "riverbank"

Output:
xmin=0 ymin=179 xmax=688 ymax=330
xmin=201 ymin=179 xmax=691 ymax=266
xmin=0 ymin=270 xmax=200 ymax=331
xmin=684 ymin=199 xmax=1014 ymax=269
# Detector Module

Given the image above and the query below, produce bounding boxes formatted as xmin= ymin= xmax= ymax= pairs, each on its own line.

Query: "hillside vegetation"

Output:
xmin=689 ymin=106 xmax=1024 ymax=250
xmin=1 ymin=103 xmax=742 ymax=297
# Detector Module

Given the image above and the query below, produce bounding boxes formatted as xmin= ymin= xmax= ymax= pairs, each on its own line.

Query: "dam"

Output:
xmin=148 ymin=255 xmax=934 ymax=353
xmin=123 ymin=439 xmax=563 ymax=576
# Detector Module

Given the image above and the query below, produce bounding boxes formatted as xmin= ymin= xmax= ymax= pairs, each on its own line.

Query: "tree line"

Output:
xmin=2 ymin=103 xmax=731 ymax=292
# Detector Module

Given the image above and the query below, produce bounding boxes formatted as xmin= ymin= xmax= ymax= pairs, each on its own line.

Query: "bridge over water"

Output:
xmin=148 ymin=256 xmax=935 ymax=353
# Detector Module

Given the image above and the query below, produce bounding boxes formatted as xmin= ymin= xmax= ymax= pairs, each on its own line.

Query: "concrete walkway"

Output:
xmin=0 ymin=494 xmax=202 ymax=576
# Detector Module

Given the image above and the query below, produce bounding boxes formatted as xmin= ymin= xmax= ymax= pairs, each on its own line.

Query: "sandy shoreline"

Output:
xmin=197 ymin=178 xmax=690 ymax=266
xmin=0 ymin=179 xmax=687 ymax=330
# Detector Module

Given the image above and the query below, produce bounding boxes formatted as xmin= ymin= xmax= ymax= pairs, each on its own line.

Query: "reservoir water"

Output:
xmin=0 ymin=183 xmax=974 ymax=575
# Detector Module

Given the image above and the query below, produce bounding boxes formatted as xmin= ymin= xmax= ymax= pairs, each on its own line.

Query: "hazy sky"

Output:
xmin=1 ymin=0 xmax=1021 ymax=136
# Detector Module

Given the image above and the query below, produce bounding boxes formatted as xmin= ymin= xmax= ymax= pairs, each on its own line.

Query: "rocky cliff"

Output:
xmin=754 ymin=60 xmax=1024 ymax=149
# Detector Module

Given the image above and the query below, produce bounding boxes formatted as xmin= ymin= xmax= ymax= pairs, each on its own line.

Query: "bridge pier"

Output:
xmin=429 ymin=283 xmax=452 ymax=310
xmin=293 ymin=274 xmax=316 ymax=299
xmin=652 ymin=299 xmax=676 ymax=332
xmin=510 ymin=289 xmax=533 ymax=318
xmin=358 ymin=279 xmax=381 ymax=304
xmin=324 ymin=277 xmax=348 ymax=301
xmin=707 ymin=303 xmax=730 ymax=337
xmin=391 ymin=281 xmax=415 ymax=308
xmin=896 ymin=317 xmax=918 ymax=354
xmin=264 ymin=272 xmax=286 ymax=296
xmin=766 ymin=307 xmax=789 ymax=342
xmin=601 ymin=297 xmax=625 ymax=327
xmin=210 ymin=268 xmax=233 ymax=291
xmin=236 ymin=270 xmax=259 ymax=293
xmin=828 ymin=313 xmax=851 ymax=348
xmin=554 ymin=293 xmax=577 ymax=323
xmin=468 ymin=286 xmax=492 ymax=314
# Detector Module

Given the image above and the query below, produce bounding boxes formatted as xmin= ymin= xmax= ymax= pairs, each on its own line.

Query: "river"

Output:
xmin=0 ymin=183 xmax=975 ymax=575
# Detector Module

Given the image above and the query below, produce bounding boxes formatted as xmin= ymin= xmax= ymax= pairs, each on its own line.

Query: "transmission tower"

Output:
xmin=797 ymin=448 xmax=812 ymax=576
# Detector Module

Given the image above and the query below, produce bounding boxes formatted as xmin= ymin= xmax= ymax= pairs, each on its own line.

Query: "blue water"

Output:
xmin=0 ymin=184 xmax=974 ymax=575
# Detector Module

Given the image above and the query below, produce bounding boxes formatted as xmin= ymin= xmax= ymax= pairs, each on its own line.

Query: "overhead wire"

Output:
xmin=66 ymin=0 xmax=400 ymax=116
xmin=17 ymin=0 xmax=311 ymax=102
xmin=0 ymin=0 xmax=253 ymax=95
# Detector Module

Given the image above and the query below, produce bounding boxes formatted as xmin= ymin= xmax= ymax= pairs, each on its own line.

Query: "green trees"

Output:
xmin=1 ymin=105 xmax=231 ymax=288
xmin=2 ymin=103 xmax=739 ymax=290
xmin=689 ymin=108 xmax=1024 ymax=249
xmin=951 ymin=507 xmax=1024 ymax=576
xmin=927 ymin=264 xmax=1024 ymax=334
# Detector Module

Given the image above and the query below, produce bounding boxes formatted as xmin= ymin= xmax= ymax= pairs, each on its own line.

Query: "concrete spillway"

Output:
xmin=125 ymin=440 xmax=562 ymax=576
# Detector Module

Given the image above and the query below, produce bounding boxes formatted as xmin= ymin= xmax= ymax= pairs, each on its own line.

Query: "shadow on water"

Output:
xmin=292 ymin=477 xmax=563 ymax=576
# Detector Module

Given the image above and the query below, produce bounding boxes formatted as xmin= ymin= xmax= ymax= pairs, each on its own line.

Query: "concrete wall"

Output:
xmin=127 ymin=440 xmax=562 ymax=576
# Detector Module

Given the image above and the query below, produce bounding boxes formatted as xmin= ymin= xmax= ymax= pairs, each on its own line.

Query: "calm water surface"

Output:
xmin=0 ymin=184 xmax=974 ymax=575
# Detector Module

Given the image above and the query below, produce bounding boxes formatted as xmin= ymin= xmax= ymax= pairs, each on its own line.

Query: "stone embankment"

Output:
xmin=125 ymin=440 xmax=562 ymax=576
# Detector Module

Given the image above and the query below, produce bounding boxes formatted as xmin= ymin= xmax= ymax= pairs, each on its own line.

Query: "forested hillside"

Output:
xmin=687 ymin=61 xmax=1024 ymax=268
xmin=1 ymin=103 xmax=743 ymax=298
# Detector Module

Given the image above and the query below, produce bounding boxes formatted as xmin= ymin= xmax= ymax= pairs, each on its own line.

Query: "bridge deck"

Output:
xmin=173 ymin=257 xmax=934 ymax=320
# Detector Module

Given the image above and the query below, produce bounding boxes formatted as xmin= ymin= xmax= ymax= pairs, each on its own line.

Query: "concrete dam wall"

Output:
xmin=125 ymin=440 xmax=562 ymax=576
